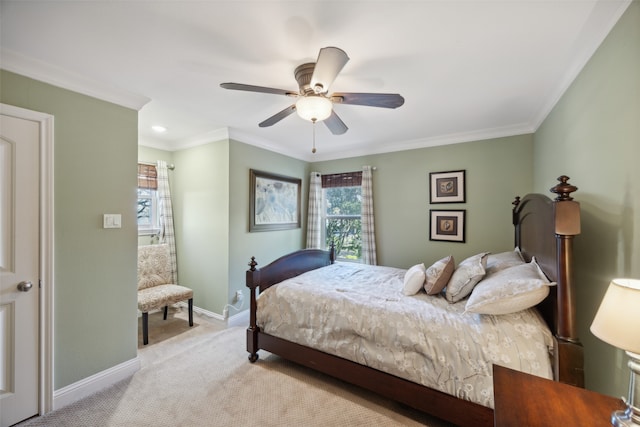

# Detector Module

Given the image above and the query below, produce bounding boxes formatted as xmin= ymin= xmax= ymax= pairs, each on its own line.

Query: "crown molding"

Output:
xmin=299 ymin=122 xmax=536 ymax=162
xmin=227 ymin=128 xmax=304 ymax=160
xmin=530 ymin=0 xmax=632 ymax=130
xmin=1 ymin=48 xmax=150 ymax=111
xmin=139 ymin=127 xmax=230 ymax=152
xmin=175 ymin=127 xmax=229 ymax=150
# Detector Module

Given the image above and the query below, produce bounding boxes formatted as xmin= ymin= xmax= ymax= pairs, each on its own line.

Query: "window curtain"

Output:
xmin=361 ymin=165 xmax=377 ymax=265
xmin=306 ymin=172 xmax=323 ymax=249
xmin=156 ymin=160 xmax=177 ymax=282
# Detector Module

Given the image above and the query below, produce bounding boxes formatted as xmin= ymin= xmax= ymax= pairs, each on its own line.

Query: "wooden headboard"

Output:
xmin=512 ymin=175 xmax=583 ymax=387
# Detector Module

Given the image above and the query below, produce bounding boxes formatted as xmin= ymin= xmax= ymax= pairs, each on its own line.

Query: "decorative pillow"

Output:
xmin=465 ymin=258 xmax=556 ymax=315
xmin=424 ymin=255 xmax=455 ymax=295
xmin=445 ymin=253 xmax=489 ymax=303
xmin=485 ymin=248 xmax=525 ymax=277
xmin=402 ymin=263 xmax=426 ymax=295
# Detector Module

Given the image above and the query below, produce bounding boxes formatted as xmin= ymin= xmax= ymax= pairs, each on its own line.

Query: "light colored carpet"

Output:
xmin=20 ymin=309 xmax=454 ymax=426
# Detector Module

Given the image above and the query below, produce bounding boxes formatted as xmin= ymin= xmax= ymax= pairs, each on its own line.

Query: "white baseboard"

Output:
xmin=175 ymin=301 xmax=248 ymax=326
xmin=191 ymin=303 xmax=224 ymax=321
xmin=228 ymin=309 xmax=249 ymax=328
xmin=53 ymin=357 xmax=141 ymax=410
xmin=173 ymin=301 xmax=223 ymax=322
xmin=176 ymin=301 xmax=247 ymax=327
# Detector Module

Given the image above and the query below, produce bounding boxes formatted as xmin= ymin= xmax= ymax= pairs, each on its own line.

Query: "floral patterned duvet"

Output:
xmin=257 ymin=262 xmax=554 ymax=408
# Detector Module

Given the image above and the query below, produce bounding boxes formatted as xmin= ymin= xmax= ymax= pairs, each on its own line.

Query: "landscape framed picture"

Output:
xmin=249 ymin=169 xmax=301 ymax=232
xmin=429 ymin=209 xmax=466 ymax=242
xmin=429 ymin=170 xmax=466 ymax=203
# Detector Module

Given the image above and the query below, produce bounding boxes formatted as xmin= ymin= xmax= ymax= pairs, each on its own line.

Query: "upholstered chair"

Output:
xmin=137 ymin=244 xmax=193 ymax=345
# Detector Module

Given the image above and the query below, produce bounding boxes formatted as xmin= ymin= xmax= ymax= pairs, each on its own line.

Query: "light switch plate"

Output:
xmin=103 ymin=214 xmax=122 ymax=229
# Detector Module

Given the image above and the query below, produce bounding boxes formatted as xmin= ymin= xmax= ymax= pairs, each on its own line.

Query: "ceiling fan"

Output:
xmin=220 ymin=47 xmax=405 ymax=137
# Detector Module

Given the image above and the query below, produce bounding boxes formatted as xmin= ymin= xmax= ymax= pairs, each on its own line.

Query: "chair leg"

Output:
xmin=188 ymin=298 xmax=194 ymax=327
xmin=163 ymin=305 xmax=168 ymax=320
xmin=142 ymin=312 xmax=149 ymax=345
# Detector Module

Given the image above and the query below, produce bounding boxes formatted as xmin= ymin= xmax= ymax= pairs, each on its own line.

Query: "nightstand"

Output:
xmin=493 ymin=364 xmax=625 ymax=426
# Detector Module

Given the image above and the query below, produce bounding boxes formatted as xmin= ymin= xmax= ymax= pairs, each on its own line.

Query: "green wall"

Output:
xmin=310 ymin=134 xmax=534 ymax=268
xmin=1 ymin=70 xmax=139 ymax=389
xmin=533 ymin=0 xmax=639 ymax=397
xmin=227 ymin=140 xmax=309 ymax=308
xmin=138 ymin=139 xmax=308 ymax=316
xmin=139 ymin=142 xmax=231 ymax=314
xmin=172 ymin=141 xmax=230 ymax=314
xmin=139 ymin=145 xmax=173 ymax=165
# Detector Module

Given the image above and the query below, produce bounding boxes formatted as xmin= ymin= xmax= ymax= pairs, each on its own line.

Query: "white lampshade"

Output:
xmin=295 ymin=96 xmax=332 ymax=122
xmin=590 ymin=278 xmax=640 ymax=354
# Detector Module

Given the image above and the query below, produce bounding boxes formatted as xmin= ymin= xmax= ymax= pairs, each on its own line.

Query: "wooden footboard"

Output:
xmin=245 ymin=176 xmax=583 ymax=427
xmin=246 ymin=246 xmax=335 ymax=362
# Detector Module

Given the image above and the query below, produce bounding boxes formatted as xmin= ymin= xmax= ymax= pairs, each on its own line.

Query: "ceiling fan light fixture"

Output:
xmin=295 ymin=96 xmax=332 ymax=122
xmin=221 ymin=47 xmax=402 ymax=134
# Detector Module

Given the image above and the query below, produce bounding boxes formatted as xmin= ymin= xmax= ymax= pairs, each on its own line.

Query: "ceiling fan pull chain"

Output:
xmin=312 ymin=119 xmax=317 ymax=154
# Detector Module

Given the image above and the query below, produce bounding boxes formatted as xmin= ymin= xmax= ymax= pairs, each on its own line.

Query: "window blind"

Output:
xmin=138 ymin=164 xmax=158 ymax=189
xmin=321 ymin=171 xmax=362 ymax=188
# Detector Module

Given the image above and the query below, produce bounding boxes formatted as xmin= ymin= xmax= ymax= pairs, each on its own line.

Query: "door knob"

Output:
xmin=17 ymin=281 xmax=33 ymax=292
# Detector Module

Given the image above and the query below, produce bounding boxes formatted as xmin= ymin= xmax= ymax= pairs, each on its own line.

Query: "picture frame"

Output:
xmin=429 ymin=209 xmax=466 ymax=242
xmin=249 ymin=169 xmax=301 ymax=232
xmin=429 ymin=170 xmax=466 ymax=204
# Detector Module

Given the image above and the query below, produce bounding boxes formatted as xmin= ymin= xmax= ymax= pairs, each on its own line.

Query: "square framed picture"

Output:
xmin=429 ymin=209 xmax=466 ymax=242
xmin=249 ymin=169 xmax=301 ymax=232
xmin=429 ymin=170 xmax=466 ymax=203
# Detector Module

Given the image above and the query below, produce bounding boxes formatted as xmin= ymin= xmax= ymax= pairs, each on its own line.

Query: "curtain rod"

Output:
xmin=312 ymin=166 xmax=376 ymax=177
xmin=139 ymin=161 xmax=175 ymax=170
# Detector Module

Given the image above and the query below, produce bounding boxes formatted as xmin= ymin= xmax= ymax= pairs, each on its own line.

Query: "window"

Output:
xmin=322 ymin=172 xmax=362 ymax=261
xmin=137 ymin=164 xmax=160 ymax=235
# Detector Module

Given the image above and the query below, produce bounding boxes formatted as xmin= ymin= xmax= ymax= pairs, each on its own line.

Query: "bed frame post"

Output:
xmin=512 ymin=196 xmax=521 ymax=248
xmin=246 ymin=256 xmax=260 ymax=362
xmin=550 ymin=175 xmax=584 ymax=387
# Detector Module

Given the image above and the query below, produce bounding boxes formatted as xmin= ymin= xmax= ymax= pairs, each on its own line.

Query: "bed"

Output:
xmin=245 ymin=175 xmax=583 ymax=427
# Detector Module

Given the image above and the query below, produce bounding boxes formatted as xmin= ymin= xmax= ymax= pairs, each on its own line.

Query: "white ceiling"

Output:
xmin=0 ymin=1 xmax=631 ymax=161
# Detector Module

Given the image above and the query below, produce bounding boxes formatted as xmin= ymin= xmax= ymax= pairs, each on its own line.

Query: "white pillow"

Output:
xmin=424 ymin=255 xmax=455 ymax=295
xmin=403 ymin=263 xmax=426 ymax=295
xmin=485 ymin=248 xmax=525 ymax=276
xmin=445 ymin=253 xmax=489 ymax=303
xmin=465 ymin=258 xmax=556 ymax=315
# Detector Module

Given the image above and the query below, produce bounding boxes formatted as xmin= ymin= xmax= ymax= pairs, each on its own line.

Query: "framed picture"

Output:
xmin=429 ymin=209 xmax=466 ymax=242
xmin=249 ymin=169 xmax=301 ymax=232
xmin=429 ymin=170 xmax=466 ymax=203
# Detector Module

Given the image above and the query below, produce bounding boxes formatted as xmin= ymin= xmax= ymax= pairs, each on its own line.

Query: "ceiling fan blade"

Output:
xmin=323 ymin=110 xmax=348 ymax=135
xmin=221 ymin=82 xmax=298 ymax=97
xmin=310 ymin=47 xmax=349 ymax=94
xmin=331 ymin=92 xmax=405 ymax=109
xmin=259 ymin=105 xmax=297 ymax=127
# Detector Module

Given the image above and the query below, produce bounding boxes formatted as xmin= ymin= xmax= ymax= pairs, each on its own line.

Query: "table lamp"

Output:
xmin=590 ymin=278 xmax=640 ymax=426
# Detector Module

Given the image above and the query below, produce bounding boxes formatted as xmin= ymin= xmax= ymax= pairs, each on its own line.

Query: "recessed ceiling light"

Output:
xmin=151 ymin=125 xmax=167 ymax=133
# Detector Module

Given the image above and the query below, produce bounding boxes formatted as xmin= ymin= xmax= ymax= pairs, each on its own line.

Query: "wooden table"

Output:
xmin=493 ymin=364 xmax=625 ymax=426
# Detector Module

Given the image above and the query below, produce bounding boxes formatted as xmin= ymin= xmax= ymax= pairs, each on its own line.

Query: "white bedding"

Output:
xmin=257 ymin=262 xmax=554 ymax=408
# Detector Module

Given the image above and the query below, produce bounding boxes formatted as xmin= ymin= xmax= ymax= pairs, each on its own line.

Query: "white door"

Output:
xmin=0 ymin=113 xmax=40 ymax=427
